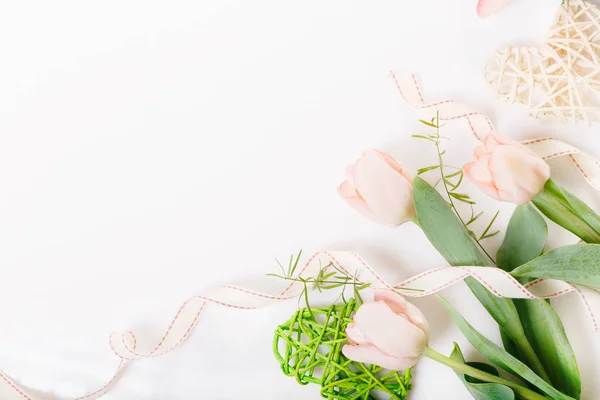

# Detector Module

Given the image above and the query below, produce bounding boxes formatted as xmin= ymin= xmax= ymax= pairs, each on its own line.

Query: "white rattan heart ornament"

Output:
xmin=485 ymin=0 xmax=600 ymax=123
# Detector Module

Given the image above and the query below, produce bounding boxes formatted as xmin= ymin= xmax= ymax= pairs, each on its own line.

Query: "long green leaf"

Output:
xmin=559 ymin=184 xmax=600 ymax=236
xmin=498 ymin=205 xmax=581 ymax=399
xmin=515 ymin=300 xmax=580 ymax=398
xmin=440 ymin=297 xmax=575 ymax=400
xmin=413 ymin=177 xmax=549 ymax=382
xmin=500 ymin=331 xmax=521 ymax=361
xmin=414 ymin=176 xmax=487 ymax=266
xmin=511 ymin=243 xmax=600 ymax=287
xmin=497 ymin=205 xmax=547 ymax=272
xmin=450 ymin=343 xmax=515 ymax=400
xmin=542 ymin=179 xmax=600 ymax=235
xmin=532 ymin=179 xmax=600 ymax=244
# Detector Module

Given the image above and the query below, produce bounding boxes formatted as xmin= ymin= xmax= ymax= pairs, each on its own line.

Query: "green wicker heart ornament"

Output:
xmin=273 ymin=299 xmax=412 ymax=399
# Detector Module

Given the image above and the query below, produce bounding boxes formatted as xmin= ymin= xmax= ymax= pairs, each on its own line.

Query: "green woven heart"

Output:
xmin=273 ymin=299 xmax=412 ymax=399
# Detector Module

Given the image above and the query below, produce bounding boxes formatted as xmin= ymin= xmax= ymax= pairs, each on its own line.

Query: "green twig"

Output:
xmin=415 ymin=112 xmax=499 ymax=264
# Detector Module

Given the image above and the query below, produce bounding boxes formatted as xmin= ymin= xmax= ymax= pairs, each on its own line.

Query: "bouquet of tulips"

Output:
xmin=273 ymin=116 xmax=600 ymax=400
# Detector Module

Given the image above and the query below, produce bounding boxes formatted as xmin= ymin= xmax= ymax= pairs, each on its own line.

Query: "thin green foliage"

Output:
xmin=268 ymin=251 xmax=424 ymax=315
xmin=267 ymin=251 xmax=372 ymax=317
xmin=480 ymin=211 xmax=500 ymax=240
xmin=413 ymin=112 xmax=500 ymax=262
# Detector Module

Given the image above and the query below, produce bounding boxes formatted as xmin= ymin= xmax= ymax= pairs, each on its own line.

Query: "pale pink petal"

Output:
xmin=489 ymin=147 xmax=549 ymax=204
xmin=465 ymin=132 xmax=550 ymax=205
xmin=483 ymin=134 xmax=501 ymax=150
xmin=374 ymin=289 xmax=429 ymax=335
xmin=372 ymin=150 xmax=412 ymax=181
xmin=473 ymin=144 xmax=488 ymax=159
xmin=338 ymin=181 xmax=381 ymax=222
xmin=341 ymin=195 xmax=380 ymax=223
xmin=374 ymin=289 xmax=407 ymax=315
xmin=346 ymin=322 xmax=368 ymax=345
xmin=483 ymin=133 xmax=513 ymax=152
xmin=463 ymin=156 xmax=500 ymax=200
xmin=342 ymin=344 xmax=419 ymax=370
xmin=476 ymin=181 xmax=503 ymax=201
xmin=353 ymin=152 xmax=415 ymax=226
xmin=464 ymin=157 xmax=504 ymax=201
xmin=488 ymin=149 xmax=522 ymax=201
xmin=373 ymin=150 xmax=415 ymax=182
xmin=404 ymin=302 xmax=429 ymax=335
xmin=477 ymin=0 xmax=514 ymax=18
xmin=535 ymin=161 xmax=551 ymax=183
xmin=353 ymin=301 xmax=427 ymax=358
xmin=338 ymin=180 xmax=358 ymax=198
xmin=488 ymin=133 xmax=540 ymax=158
xmin=509 ymin=188 xmax=537 ymax=205
xmin=497 ymin=133 xmax=541 ymax=158
xmin=510 ymin=161 xmax=550 ymax=203
xmin=346 ymin=164 xmax=356 ymax=186
xmin=464 ymin=158 xmax=493 ymax=184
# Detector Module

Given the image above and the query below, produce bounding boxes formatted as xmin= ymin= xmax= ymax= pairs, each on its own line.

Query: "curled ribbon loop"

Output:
xmin=108 ymin=251 xmax=600 ymax=361
xmin=3 ymin=74 xmax=600 ymax=399
xmin=111 ymin=251 xmax=600 ymax=365
xmin=2 ymin=251 xmax=600 ymax=399
xmin=390 ymin=71 xmax=600 ymax=191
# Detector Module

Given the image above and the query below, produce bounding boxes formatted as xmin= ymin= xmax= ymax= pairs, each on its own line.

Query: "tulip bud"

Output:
xmin=342 ymin=289 xmax=429 ymax=370
xmin=463 ymin=134 xmax=550 ymax=205
xmin=338 ymin=150 xmax=415 ymax=227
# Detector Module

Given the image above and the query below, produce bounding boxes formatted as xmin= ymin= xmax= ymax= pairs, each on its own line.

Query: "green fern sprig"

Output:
xmin=267 ymin=250 xmax=371 ymax=317
xmin=268 ymin=251 xmax=424 ymax=314
xmin=413 ymin=112 xmax=500 ymax=263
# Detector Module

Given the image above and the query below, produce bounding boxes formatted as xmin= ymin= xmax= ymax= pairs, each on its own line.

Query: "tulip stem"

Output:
xmin=532 ymin=179 xmax=600 ymax=244
xmin=423 ymin=347 xmax=549 ymax=400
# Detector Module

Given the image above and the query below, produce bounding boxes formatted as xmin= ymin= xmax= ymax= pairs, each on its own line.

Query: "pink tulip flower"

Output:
xmin=338 ymin=150 xmax=415 ymax=227
xmin=477 ymin=0 xmax=514 ymax=17
xmin=463 ymin=133 xmax=550 ymax=205
xmin=342 ymin=289 xmax=429 ymax=370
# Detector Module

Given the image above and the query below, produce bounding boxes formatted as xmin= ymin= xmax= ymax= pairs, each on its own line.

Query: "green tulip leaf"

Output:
xmin=547 ymin=179 xmax=600 ymax=236
xmin=511 ymin=243 xmax=600 ymax=287
xmin=499 ymin=331 xmax=520 ymax=361
xmin=514 ymin=299 xmax=581 ymax=399
xmin=413 ymin=177 xmax=549 ymax=381
xmin=532 ymin=179 xmax=600 ymax=244
xmin=413 ymin=177 xmax=520 ymax=334
xmin=413 ymin=177 xmax=487 ymax=267
xmin=440 ymin=297 xmax=575 ymax=400
xmin=498 ymin=205 xmax=581 ymax=399
xmin=497 ymin=205 xmax=547 ymax=272
xmin=450 ymin=343 xmax=515 ymax=400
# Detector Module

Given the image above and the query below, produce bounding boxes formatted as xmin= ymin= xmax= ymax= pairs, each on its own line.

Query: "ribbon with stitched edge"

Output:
xmin=3 ymin=73 xmax=600 ymax=399
xmin=390 ymin=71 xmax=600 ymax=190
xmin=109 ymin=251 xmax=600 ymax=364
xmin=3 ymin=251 xmax=600 ymax=399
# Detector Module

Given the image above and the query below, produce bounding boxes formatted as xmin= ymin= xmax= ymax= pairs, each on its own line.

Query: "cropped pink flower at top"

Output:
xmin=477 ymin=0 xmax=514 ymax=17
xmin=463 ymin=133 xmax=551 ymax=205
xmin=342 ymin=289 xmax=429 ymax=370
xmin=338 ymin=150 xmax=415 ymax=227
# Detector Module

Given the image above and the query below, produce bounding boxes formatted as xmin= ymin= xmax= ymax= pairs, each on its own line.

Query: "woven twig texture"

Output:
xmin=273 ymin=300 xmax=412 ymax=400
xmin=485 ymin=0 xmax=600 ymax=123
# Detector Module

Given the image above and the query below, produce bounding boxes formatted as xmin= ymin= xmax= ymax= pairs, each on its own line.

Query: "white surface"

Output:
xmin=0 ymin=0 xmax=599 ymax=399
